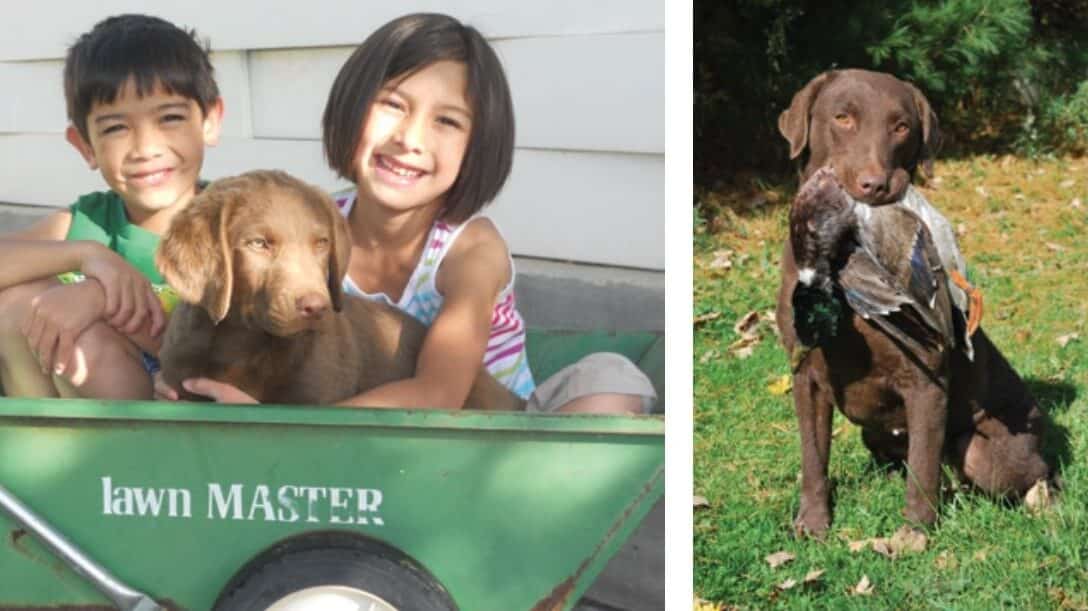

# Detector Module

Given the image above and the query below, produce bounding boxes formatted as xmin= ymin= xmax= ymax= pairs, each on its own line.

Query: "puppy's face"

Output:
xmin=229 ymin=189 xmax=338 ymax=336
xmin=157 ymin=170 xmax=352 ymax=336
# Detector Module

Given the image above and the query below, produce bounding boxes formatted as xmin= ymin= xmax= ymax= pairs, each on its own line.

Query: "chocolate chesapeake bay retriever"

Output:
xmin=775 ymin=69 xmax=1048 ymax=535
xmin=156 ymin=170 xmax=524 ymax=410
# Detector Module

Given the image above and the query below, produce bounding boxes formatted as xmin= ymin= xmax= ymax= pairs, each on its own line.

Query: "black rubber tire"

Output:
xmin=214 ymin=537 xmax=457 ymax=611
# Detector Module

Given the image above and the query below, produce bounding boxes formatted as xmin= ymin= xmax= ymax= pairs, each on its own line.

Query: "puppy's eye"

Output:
xmin=314 ymin=237 xmax=330 ymax=251
xmin=894 ymin=122 xmax=910 ymax=135
xmin=834 ymin=113 xmax=854 ymax=128
xmin=247 ymin=237 xmax=270 ymax=250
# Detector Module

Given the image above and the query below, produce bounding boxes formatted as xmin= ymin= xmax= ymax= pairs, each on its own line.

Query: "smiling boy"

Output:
xmin=0 ymin=14 xmax=223 ymax=399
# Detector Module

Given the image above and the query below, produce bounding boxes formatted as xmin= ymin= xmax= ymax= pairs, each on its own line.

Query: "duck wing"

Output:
xmin=839 ymin=208 xmax=955 ymax=353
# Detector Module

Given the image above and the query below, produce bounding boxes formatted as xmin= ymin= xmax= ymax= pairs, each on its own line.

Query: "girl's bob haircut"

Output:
xmin=322 ymin=13 xmax=515 ymax=224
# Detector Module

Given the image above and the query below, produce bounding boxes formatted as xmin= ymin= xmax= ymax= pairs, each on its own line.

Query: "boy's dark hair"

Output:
xmin=323 ymin=13 xmax=515 ymax=223
xmin=64 ymin=14 xmax=219 ymax=142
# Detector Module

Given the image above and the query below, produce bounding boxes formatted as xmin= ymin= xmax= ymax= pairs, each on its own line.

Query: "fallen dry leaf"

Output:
xmin=777 ymin=578 xmax=798 ymax=591
xmin=1025 ymin=479 xmax=1052 ymax=513
xmin=767 ymin=374 xmax=792 ymax=396
xmin=803 ymin=569 xmax=825 ymax=584
xmin=694 ymin=495 xmax=710 ymax=509
xmin=765 ymin=550 xmax=795 ymax=568
xmin=852 ymin=575 xmax=874 ymax=596
xmin=1047 ymin=587 xmax=1088 ymax=611
xmin=694 ymin=311 xmax=722 ymax=326
xmin=728 ymin=336 xmax=759 ymax=359
xmin=956 ymin=222 xmax=966 ymax=237
xmin=867 ymin=526 xmax=928 ymax=559
xmin=770 ymin=422 xmax=793 ymax=434
xmin=1046 ymin=242 xmax=1066 ymax=252
xmin=889 ymin=526 xmax=928 ymax=554
xmin=733 ymin=311 xmax=761 ymax=340
xmin=1060 ymin=179 xmax=1076 ymax=188
xmin=694 ymin=596 xmax=724 ymax=611
xmin=934 ymin=550 xmax=956 ymax=570
xmin=871 ymin=538 xmax=894 ymax=558
xmin=848 ymin=539 xmax=871 ymax=553
xmin=1057 ymin=333 xmax=1080 ymax=348
xmin=1071 ymin=197 xmax=1083 ymax=209
xmin=709 ymin=250 xmax=733 ymax=270
xmin=975 ymin=185 xmax=989 ymax=197
xmin=699 ymin=349 xmax=720 ymax=364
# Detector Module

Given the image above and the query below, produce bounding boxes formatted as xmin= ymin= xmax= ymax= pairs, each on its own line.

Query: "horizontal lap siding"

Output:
xmin=0 ymin=3 xmax=663 ymax=269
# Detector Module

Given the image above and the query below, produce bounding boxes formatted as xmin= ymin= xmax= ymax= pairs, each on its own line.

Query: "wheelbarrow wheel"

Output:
xmin=214 ymin=545 xmax=456 ymax=611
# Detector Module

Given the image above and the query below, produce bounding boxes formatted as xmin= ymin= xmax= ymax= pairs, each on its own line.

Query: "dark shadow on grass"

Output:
xmin=1025 ymin=377 xmax=1075 ymax=480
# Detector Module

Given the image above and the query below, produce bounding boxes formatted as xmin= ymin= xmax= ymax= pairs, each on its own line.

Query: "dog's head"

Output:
xmin=778 ymin=69 xmax=941 ymax=205
xmin=156 ymin=170 xmax=352 ymax=336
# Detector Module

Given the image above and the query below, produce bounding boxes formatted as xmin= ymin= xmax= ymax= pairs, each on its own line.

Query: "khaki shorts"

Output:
xmin=525 ymin=352 xmax=658 ymax=414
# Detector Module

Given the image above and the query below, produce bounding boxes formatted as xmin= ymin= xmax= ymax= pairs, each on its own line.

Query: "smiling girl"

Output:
xmin=176 ymin=13 xmax=655 ymax=414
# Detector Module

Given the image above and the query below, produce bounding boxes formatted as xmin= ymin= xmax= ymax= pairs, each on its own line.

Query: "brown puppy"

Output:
xmin=156 ymin=170 xmax=524 ymax=410
xmin=775 ymin=69 xmax=1048 ymax=535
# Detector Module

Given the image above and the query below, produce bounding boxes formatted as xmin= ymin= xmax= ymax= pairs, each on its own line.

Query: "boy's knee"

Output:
xmin=62 ymin=322 xmax=135 ymax=385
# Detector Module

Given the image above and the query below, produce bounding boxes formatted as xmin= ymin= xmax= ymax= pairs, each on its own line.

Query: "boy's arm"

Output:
xmin=0 ymin=209 xmax=165 ymax=337
xmin=0 ymin=210 xmax=93 ymax=289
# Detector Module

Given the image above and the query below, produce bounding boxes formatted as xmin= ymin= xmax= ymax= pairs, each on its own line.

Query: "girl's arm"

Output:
xmin=336 ymin=220 xmax=512 ymax=409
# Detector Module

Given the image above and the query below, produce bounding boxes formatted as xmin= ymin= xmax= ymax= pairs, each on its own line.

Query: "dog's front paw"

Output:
xmin=793 ymin=499 xmax=831 ymax=538
xmin=903 ymin=502 xmax=938 ymax=527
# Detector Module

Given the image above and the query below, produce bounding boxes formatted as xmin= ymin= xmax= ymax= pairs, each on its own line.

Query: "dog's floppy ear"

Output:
xmin=156 ymin=181 xmax=238 ymax=324
xmin=324 ymin=195 xmax=352 ymax=313
xmin=905 ymin=81 xmax=942 ymax=178
xmin=779 ymin=71 xmax=836 ymax=160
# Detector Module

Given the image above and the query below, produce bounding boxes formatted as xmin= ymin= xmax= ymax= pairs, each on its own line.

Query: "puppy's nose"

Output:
xmin=856 ymin=173 xmax=889 ymax=199
xmin=296 ymin=294 xmax=329 ymax=320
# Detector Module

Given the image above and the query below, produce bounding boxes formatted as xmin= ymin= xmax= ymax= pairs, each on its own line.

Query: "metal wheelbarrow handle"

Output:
xmin=0 ymin=484 xmax=162 ymax=611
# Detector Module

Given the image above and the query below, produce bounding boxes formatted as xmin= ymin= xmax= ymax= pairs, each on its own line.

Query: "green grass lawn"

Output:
xmin=694 ymin=156 xmax=1088 ymax=609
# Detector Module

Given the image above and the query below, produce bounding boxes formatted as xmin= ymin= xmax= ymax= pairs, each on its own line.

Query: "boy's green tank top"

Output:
xmin=64 ymin=190 xmax=164 ymax=284
xmin=61 ymin=190 xmax=180 ymax=314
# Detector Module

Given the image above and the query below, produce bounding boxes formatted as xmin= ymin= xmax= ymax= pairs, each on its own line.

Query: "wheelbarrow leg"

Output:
xmin=0 ymin=484 xmax=162 ymax=611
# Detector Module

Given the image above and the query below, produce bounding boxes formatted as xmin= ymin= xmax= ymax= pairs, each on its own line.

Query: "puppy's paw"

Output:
xmin=902 ymin=503 xmax=938 ymax=528
xmin=793 ymin=501 xmax=831 ymax=538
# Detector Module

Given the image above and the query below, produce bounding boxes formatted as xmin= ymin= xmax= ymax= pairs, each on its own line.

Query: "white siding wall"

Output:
xmin=0 ymin=1 xmax=664 ymax=269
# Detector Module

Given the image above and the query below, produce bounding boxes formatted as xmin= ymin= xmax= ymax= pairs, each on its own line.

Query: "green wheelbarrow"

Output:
xmin=0 ymin=329 xmax=664 ymax=610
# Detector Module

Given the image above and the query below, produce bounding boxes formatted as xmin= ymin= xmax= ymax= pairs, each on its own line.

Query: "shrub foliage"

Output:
xmin=695 ymin=0 xmax=1088 ymax=184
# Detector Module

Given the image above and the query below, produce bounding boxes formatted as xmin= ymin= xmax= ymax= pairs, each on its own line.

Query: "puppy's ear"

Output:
xmin=905 ymin=81 xmax=942 ymax=177
xmin=779 ymin=71 xmax=835 ymax=160
xmin=324 ymin=194 xmax=352 ymax=312
xmin=156 ymin=182 xmax=237 ymax=324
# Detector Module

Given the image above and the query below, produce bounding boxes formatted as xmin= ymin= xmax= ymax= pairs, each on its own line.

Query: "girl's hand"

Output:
xmin=181 ymin=378 xmax=260 ymax=404
xmin=80 ymin=244 xmax=165 ymax=336
xmin=21 ymin=281 xmax=106 ymax=377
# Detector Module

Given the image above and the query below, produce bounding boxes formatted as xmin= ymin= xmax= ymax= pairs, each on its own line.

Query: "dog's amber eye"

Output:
xmin=247 ymin=237 xmax=270 ymax=250
xmin=834 ymin=113 xmax=853 ymax=128
xmin=314 ymin=237 xmax=330 ymax=250
xmin=894 ymin=122 xmax=909 ymax=135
